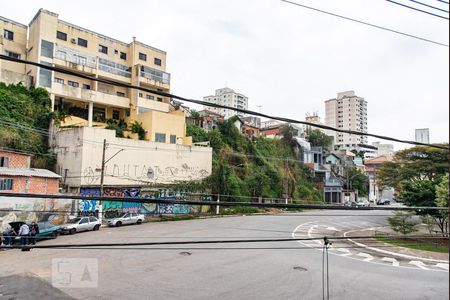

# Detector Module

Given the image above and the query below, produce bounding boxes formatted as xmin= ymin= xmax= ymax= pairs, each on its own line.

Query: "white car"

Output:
xmin=107 ymin=213 xmax=145 ymax=227
xmin=356 ymin=200 xmax=370 ymax=207
xmin=61 ymin=216 xmax=101 ymax=234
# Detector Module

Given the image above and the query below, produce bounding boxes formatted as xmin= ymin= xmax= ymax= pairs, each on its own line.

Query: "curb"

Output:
xmin=344 ymin=228 xmax=449 ymax=264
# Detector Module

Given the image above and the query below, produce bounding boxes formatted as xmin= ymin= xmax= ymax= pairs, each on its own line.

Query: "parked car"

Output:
xmin=60 ymin=216 xmax=101 ymax=234
xmin=377 ymin=199 xmax=391 ymax=205
xmin=36 ymin=221 xmax=61 ymax=240
xmin=344 ymin=201 xmax=357 ymax=207
xmin=107 ymin=213 xmax=145 ymax=227
xmin=356 ymin=200 xmax=370 ymax=207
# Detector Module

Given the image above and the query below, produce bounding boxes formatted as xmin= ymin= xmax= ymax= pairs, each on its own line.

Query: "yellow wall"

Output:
xmin=135 ymin=109 xmax=186 ymax=144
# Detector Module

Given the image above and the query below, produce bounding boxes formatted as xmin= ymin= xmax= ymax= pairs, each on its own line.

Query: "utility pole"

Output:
xmin=284 ymin=158 xmax=289 ymax=203
xmin=98 ymin=139 xmax=107 ymax=222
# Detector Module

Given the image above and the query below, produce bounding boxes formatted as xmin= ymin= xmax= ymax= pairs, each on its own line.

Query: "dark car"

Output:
xmin=35 ymin=221 xmax=60 ymax=241
xmin=377 ymin=199 xmax=391 ymax=205
xmin=2 ymin=221 xmax=25 ymax=245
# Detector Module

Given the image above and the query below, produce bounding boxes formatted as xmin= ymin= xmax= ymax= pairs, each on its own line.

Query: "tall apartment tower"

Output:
xmin=415 ymin=128 xmax=430 ymax=144
xmin=325 ymin=91 xmax=368 ymax=151
xmin=203 ymin=87 xmax=248 ymax=119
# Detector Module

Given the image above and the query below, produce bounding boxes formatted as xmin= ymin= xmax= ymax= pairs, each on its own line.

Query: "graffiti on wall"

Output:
xmin=82 ymin=163 xmax=209 ymax=185
xmin=78 ymin=187 xmax=205 ymax=216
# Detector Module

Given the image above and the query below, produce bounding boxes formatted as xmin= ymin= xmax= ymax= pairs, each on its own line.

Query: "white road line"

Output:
xmin=357 ymin=252 xmax=374 ymax=262
xmin=382 ymin=257 xmax=400 ymax=267
xmin=326 ymin=226 xmax=338 ymax=231
xmin=409 ymin=261 xmax=429 ymax=270
xmin=435 ymin=263 xmax=449 ymax=271
xmin=336 ymin=248 xmax=352 ymax=256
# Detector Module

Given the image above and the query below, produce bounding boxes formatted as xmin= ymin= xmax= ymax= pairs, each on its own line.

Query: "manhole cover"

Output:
xmin=179 ymin=251 xmax=192 ymax=256
xmin=293 ymin=266 xmax=307 ymax=271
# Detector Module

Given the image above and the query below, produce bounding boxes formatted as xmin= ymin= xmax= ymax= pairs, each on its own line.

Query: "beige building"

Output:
xmin=1 ymin=9 xmax=191 ymax=146
xmin=325 ymin=91 xmax=368 ymax=151
xmin=55 ymin=127 xmax=212 ymax=192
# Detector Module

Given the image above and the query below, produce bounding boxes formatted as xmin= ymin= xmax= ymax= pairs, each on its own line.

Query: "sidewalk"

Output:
xmin=346 ymin=228 xmax=449 ymax=262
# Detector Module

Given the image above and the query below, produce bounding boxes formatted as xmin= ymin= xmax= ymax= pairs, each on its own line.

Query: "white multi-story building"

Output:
xmin=203 ymin=87 xmax=248 ymax=119
xmin=372 ymin=141 xmax=394 ymax=157
xmin=415 ymin=128 xmax=430 ymax=144
xmin=325 ymin=91 xmax=368 ymax=151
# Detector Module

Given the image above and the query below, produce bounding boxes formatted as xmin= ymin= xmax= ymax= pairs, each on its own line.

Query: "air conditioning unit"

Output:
xmin=70 ymin=38 xmax=76 ymax=44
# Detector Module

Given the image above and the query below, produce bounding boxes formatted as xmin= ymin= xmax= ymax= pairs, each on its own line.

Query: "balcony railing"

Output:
xmin=55 ymin=45 xmax=96 ymax=68
xmin=140 ymin=65 xmax=170 ymax=85
xmin=99 ymin=58 xmax=131 ymax=78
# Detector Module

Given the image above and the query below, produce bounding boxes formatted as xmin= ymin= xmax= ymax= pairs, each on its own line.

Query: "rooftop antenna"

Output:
xmin=257 ymin=105 xmax=263 ymax=113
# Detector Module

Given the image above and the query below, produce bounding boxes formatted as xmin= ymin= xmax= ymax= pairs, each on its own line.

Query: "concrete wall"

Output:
xmin=55 ymin=127 xmax=212 ymax=188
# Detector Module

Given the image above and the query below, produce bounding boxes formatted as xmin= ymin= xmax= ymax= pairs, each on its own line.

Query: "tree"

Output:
xmin=186 ymin=124 xmax=208 ymax=143
xmin=435 ymin=174 xmax=449 ymax=235
xmin=189 ymin=110 xmax=203 ymax=127
xmin=305 ymin=128 xmax=333 ymax=149
xmin=130 ymin=121 xmax=146 ymax=140
xmin=377 ymin=145 xmax=449 ymax=234
xmin=345 ymin=167 xmax=369 ymax=196
xmin=387 ymin=212 xmax=418 ymax=236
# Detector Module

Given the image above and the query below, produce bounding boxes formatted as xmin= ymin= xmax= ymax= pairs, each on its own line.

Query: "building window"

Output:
xmin=68 ymin=81 xmax=79 ymax=88
xmin=54 ymin=77 xmax=64 ymax=84
xmin=154 ymin=58 xmax=162 ymax=66
xmin=157 ymin=97 xmax=163 ymax=102
xmin=139 ymin=52 xmax=147 ymax=61
xmin=56 ymin=31 xmax=67 ymax=41
xmin=116 ymin=91 xmax=125 ymax=97
xmin=41 ymin=40 xmax=54 ymax=58
xmin=170 ymin=134 xmax=176 ymax=144
xmin=82 ymin=84 xmax=91 ymax=90
xmin=146 ymin=95 xmax=154 ymax=100
xmin=120 ymin=52 xmax=127 ymax=60
xmin=39 ymin=61 xmax=52 ymax=88
xmin=98 ymin=45 xmax=108 ymax=54
xmin=77 ymin=38 xmax=88 ymax=47
xmin=112 ymin=110 xmax=120 ymax=120
xmin=0 ymin=178 xmax=13 ymax=190
xmin=139 ymin=93 xmax=143 ymax=98
xmin=93 ymin=107 xmax=106 ymax=122
xmin=3 ymin=29 xmax=13 ymax=40
xmin=155 ymin=133 xmax=166 ymax=143
xmin=0 ymin=157 xmax=9 ymax=167
xmin=5 ymin=50 xmax=20 ymax=59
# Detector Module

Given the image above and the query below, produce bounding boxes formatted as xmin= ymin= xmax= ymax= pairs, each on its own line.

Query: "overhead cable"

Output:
xmin=407 ymin=0 xmax=449 ymax=13
xmin=0 ymin=55 xmax=448 ymax=150
xmin=280 ymin=0 xmax=449 ymax=47
xmin=386 ymin=0 xmax=449 ymax=19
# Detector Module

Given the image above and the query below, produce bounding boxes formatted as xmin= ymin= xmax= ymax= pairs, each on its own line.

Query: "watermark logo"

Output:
xmin=52 ymin=258 xmax=98 ymax=288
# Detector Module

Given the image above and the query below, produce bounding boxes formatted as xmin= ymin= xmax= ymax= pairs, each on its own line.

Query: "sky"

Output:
xmin=2 ymin=0 xmax=449 ymax=150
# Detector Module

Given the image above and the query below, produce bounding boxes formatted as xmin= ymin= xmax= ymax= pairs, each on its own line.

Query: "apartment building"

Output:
xmin=203 ymin=87 xmax=248 ymax=119
xmin=415 ymin=128 xmax=430 ymax=144
xmin=325 ymin=91 xmax=368 ymax=151
xmin=1 ymin=9 xmax=190 ymax=145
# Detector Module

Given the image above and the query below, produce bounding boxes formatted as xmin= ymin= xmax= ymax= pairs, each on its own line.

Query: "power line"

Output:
xmin=1 ymin=192 xmax=447 ymax=211
xmin=0 ymin=55 xmax=448 ymax=150
xmin=435 ymin=0 xmax=449 ymax=4
xmin=280 ymin=0 xmax=449 ymax=47
xmin=407 ymin=0 xmax=449 ymax=13
xmin=386 ymin=0 xmax=449 ymax=19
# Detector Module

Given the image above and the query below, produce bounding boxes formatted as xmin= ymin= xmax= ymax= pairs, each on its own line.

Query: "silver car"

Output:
xmin=107 ymin=213 xmax=145 ymax=227
xmin=61 ymin=216 xmax=101 ymax=234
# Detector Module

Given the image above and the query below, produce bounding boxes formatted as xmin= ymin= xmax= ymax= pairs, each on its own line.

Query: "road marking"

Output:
xmin=435 ymin=263 xmax=449 ymax=271
xmin=336 ymin=248 xmax=352 ymax=256
xmin=382 ymin=257 xmax=399 ymax=267
xmin=357 ymin=252 xmax=374 ymax=262
xmin=326 ymin=226 xmax=337 ymax=231
xmin=409 ymin=261 xmax=429 ymax=270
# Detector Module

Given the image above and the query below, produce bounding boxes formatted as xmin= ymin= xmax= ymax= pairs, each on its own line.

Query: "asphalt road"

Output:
xmin=0 ymin=210 xmax=448 ymax=300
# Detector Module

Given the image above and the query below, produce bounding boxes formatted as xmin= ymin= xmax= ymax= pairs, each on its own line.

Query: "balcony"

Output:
xmin=98 ymin=58 xmax=132 ymax=83
xmin=137 ymin=97 xmax=170 ymax=113
xmin=138 ymin=65 xmax=170 ymax=89
xmin=52 ymin=82 xmax=130 ymax=108
xmin=54 ymin=45 xmax=96 ymax=74
xmin=52 ymin=82 xmax=94 ymax=101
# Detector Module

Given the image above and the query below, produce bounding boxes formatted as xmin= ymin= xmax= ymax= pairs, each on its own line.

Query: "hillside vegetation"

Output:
xmin=0 ymin=83 xmax=55 ymax=168
xmin=187 ymin=118 xmax=323 ymax=203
